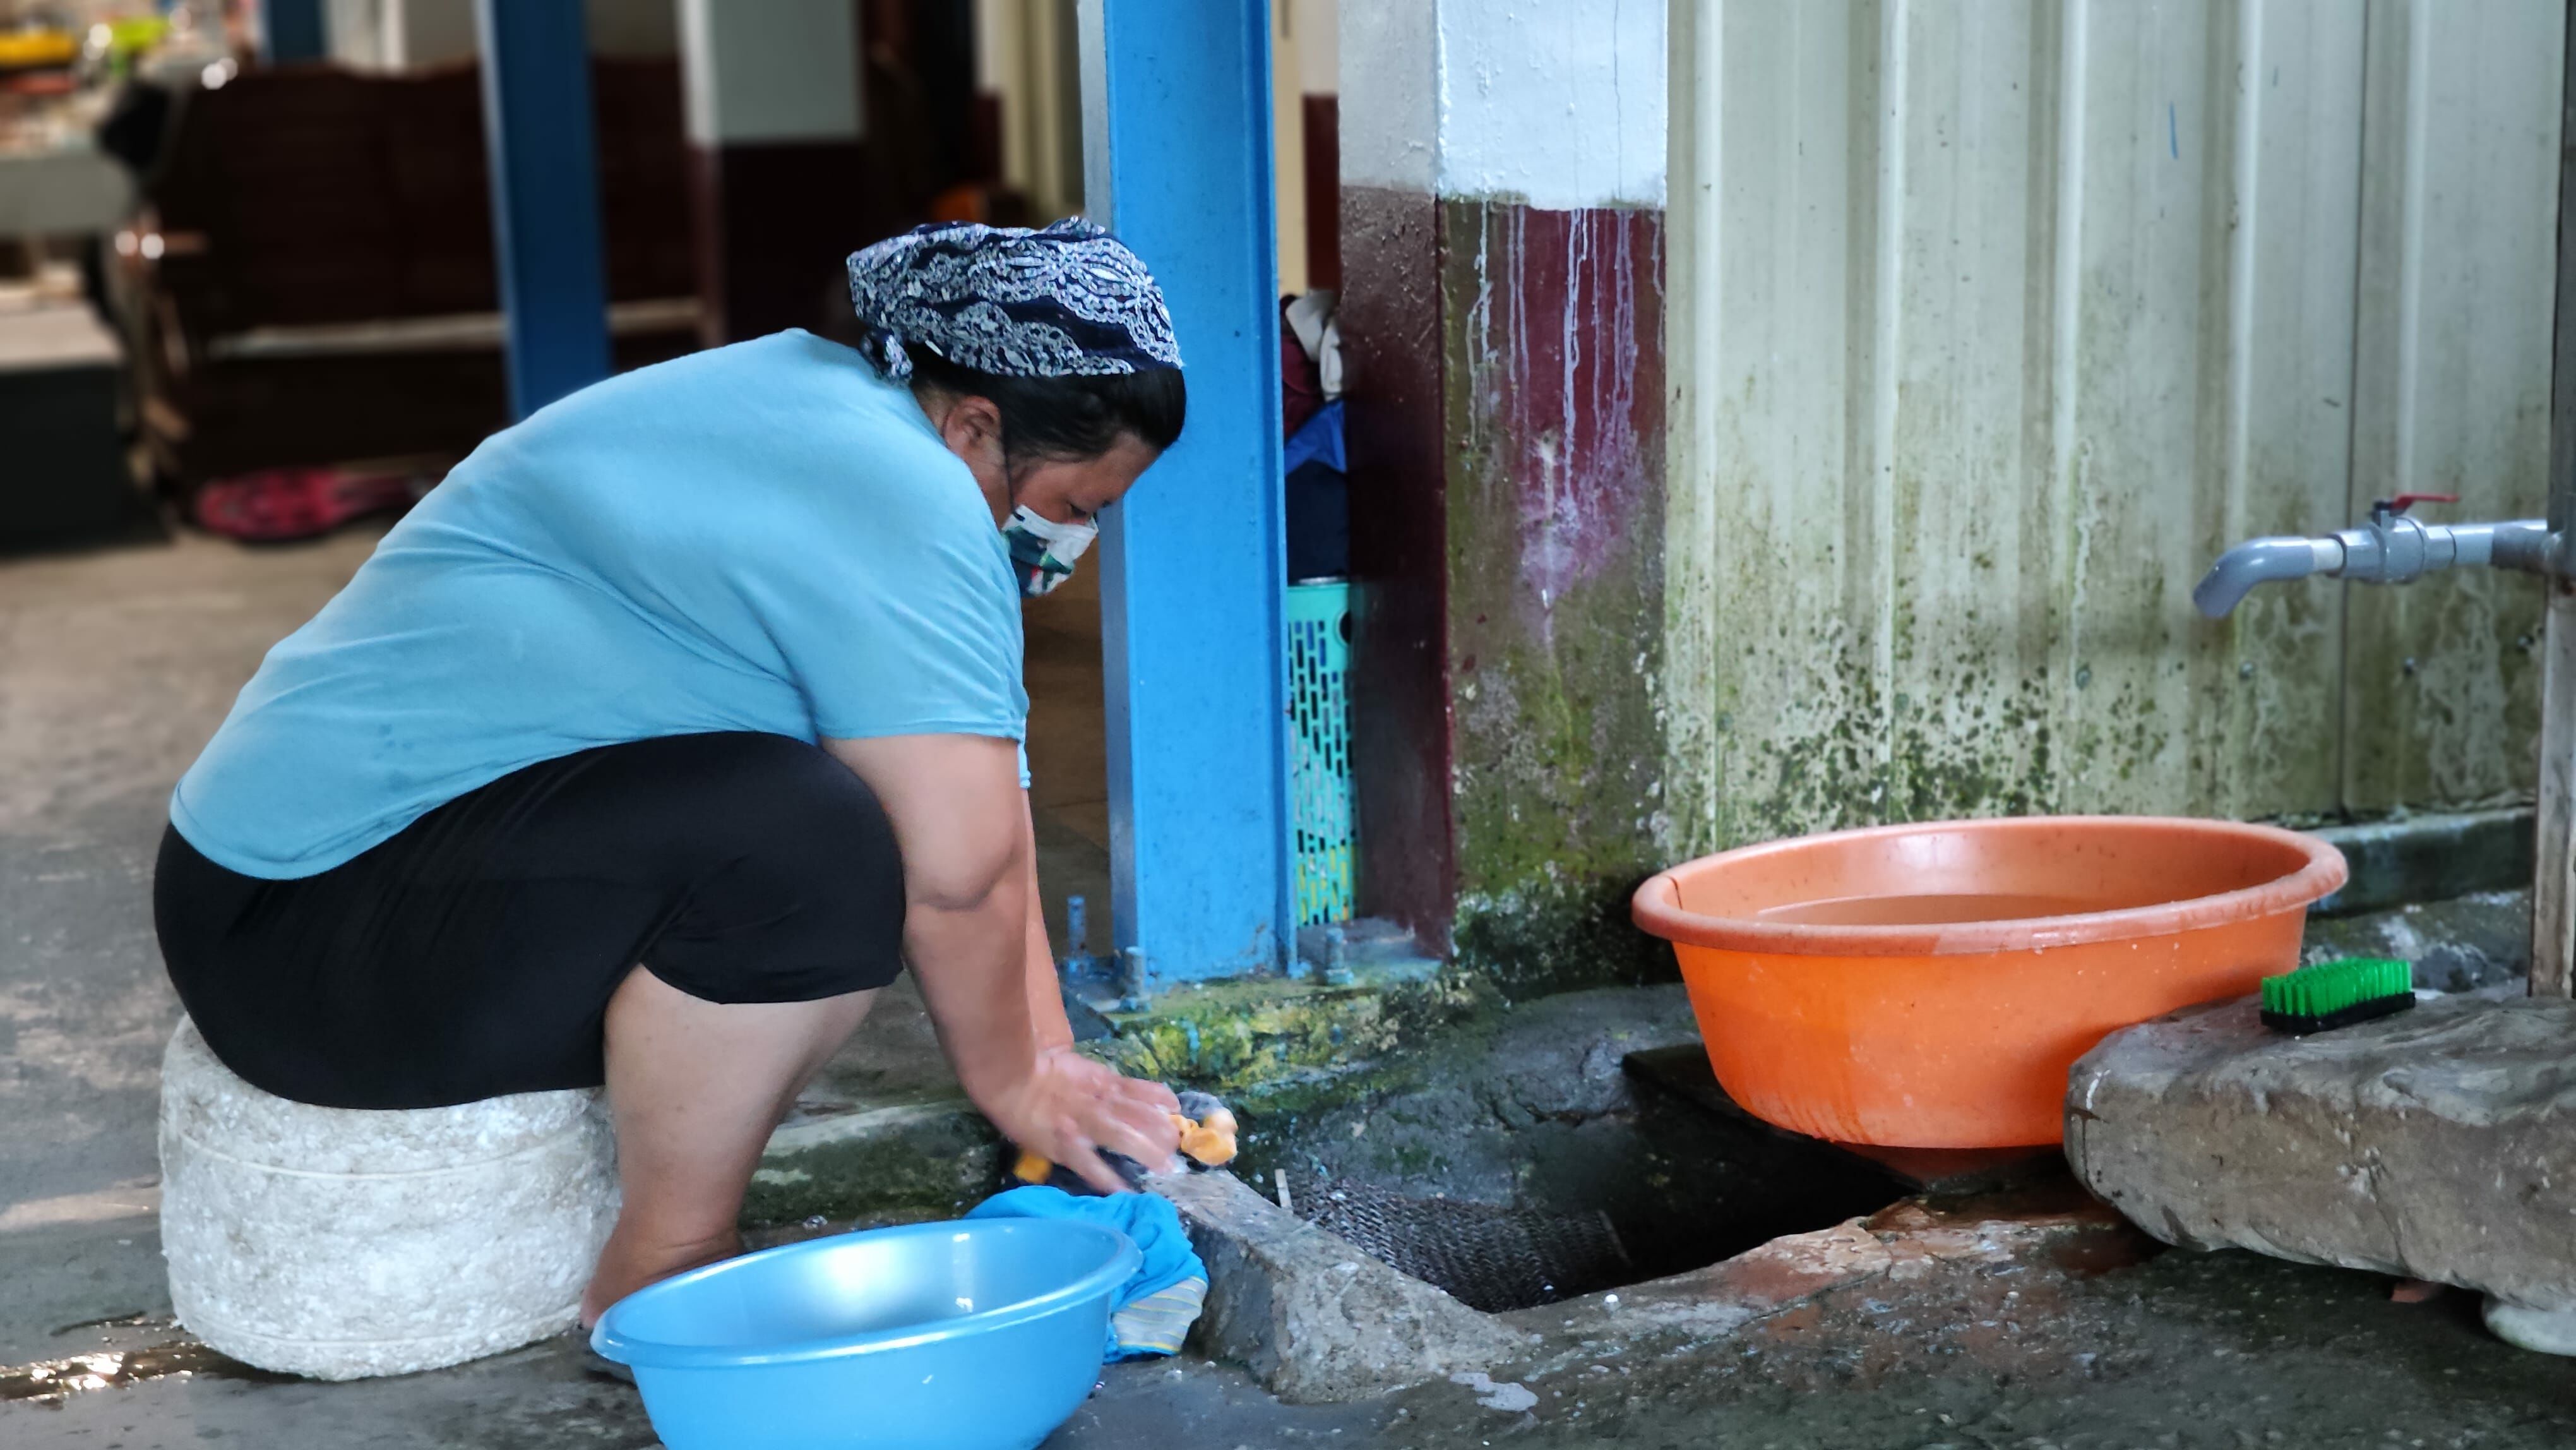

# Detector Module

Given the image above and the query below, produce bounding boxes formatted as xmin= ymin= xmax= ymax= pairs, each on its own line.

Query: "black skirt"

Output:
xmin=155 ymin=731 xmax=907 ymax=1110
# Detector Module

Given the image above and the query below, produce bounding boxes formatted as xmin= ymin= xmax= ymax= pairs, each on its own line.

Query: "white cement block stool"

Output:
xmin=158 ymin=1015 xmax=619 ymax=1379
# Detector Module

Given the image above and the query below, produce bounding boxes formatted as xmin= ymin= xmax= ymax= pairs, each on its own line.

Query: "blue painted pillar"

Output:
xmin=474 ymin=0 xmax=612 ymax=419
xmin=258 ymin=0 xmax=326 ymax=63
xmin=1080 ymin=0 xmax=1290 ymax=987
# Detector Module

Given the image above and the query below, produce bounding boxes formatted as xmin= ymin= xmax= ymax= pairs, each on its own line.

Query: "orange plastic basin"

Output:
xmin=1630 ymin=817 xmax=2346 ymax=1148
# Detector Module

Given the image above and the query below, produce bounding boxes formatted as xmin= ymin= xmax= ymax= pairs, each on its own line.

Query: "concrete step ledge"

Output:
xmin=2310 ymin=807 xmax=2533 ymax=916
xmin=1152 ymin=1169 xmax=1534 ymax=1403
xmin=1151 ymin=1165 xmax=2145 ymax=1403
xmin=748 ymin=1097 xmax=1001 ymax=1228
xmin=2067 ymin=990 xmax=2576 ymax=1331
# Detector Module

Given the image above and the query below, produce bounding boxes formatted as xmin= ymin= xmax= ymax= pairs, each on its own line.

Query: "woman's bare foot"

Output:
xmin=580 ymin=1221 xmax=744 ymax=1327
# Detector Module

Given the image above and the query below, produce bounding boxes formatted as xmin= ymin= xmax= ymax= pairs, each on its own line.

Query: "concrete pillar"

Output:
xmin=1271 ymin=0 xmax=1306 ymax=296
xmin=2534 ymin=586 xmax=2574 ymax=996
xmin=1337 ymin=3 xmax=1452 ymax=952
xmin=977 ymin=0 xmax=1084 ymax=220
xmin=677 ymin=0 xmax=868 ymax=343
xmin=326 ymin=0 xmax=675 ymax=71
xmin=1337 ymin=0 xmax=1668 ymax=984
xmin=2532 ymin=1 xmax=2576 ymax=998
xmin=326 ymin=0 xmax=477 ymax=69
xmin=1288 ymin=0 xmax=1338 ymax=291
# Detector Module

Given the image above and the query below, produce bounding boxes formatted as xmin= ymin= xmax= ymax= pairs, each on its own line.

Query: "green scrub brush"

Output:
xmin=2259 ymin=957 xmax=2416 ymax=1036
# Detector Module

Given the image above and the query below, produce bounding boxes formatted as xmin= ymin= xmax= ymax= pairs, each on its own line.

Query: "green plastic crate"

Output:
xmin=1286 ymin=581 xmax=1354 ymax=925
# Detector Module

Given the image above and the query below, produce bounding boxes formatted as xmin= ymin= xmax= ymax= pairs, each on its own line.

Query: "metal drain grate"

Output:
xmin=1288 ymin=1177 xmax=1633 ymax=1312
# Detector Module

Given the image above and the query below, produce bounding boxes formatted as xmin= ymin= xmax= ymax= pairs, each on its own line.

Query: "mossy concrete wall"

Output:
xmin=1659 ymin=1 xmax=2556 ymax=858
xmin=1443 ymin=200 xmax=1671 ymax=995
xmin=1093 ymin=968 xmax=1482 ymax=1096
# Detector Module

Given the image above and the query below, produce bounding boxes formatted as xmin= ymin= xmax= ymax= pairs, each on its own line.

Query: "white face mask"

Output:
xmin=1001 ymin=505 xmax=1098 ymax=597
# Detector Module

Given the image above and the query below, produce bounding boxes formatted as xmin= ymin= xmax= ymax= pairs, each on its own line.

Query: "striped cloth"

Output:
xmin=1112 ymin=1274 xmax=1208 ymax=1359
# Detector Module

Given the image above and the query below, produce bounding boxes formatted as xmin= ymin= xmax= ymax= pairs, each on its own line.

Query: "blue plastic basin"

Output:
xmin=592 ymin=1218 xmax=1140 ymax=1450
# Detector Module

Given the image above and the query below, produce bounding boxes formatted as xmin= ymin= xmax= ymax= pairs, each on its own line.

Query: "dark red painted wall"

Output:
xmin=1440 ymin=201 xmax=1670 ymax=992
xmin=1301 ymin=96 xmax=1340 ymax=292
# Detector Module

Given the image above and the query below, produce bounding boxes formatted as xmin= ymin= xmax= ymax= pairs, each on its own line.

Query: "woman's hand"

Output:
xmin=982 ymin=1048 xmax=1182 ymax=1195
xmin=820 ymin=736 xmax=1178 ymax=1195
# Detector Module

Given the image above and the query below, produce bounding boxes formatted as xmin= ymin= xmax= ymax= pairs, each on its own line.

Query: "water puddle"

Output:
xmin=0 ymin=1327 xmax=288 ymax=1405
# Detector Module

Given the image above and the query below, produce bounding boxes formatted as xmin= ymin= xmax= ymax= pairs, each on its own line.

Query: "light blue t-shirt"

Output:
xmin=172 ymin=330 xmax=1027 ymax=879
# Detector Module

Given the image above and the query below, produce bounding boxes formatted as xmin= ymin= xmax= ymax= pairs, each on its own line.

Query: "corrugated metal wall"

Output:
xmin=1664 ymin=0 xmax=2563 ymax=855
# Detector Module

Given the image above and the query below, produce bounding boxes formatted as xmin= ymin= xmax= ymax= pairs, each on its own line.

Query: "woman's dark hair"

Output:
xmin=908 ymin=352 xmax=1186 ymax=464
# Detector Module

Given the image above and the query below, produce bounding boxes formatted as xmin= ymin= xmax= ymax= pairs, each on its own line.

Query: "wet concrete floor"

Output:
xmin=6 ymin=527 xmax=2576 ymax=1447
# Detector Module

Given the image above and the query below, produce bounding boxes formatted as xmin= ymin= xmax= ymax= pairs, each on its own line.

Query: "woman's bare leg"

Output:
xmin=580 ymin=967 xmax=879 ymax=1325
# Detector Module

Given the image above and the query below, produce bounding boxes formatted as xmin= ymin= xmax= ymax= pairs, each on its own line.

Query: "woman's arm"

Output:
xmin=825 ymin=733 xmax=1174 ymax=1191
xmin=1018 ymin=794 xmax=1077 ymax=1053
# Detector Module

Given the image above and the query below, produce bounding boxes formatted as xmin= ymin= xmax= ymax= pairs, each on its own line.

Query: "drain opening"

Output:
xmin=1289 ymin=1178 xmax=1635 ymax=1313
xmin=1243 ymin=1043 xmax=2060 ymax=1314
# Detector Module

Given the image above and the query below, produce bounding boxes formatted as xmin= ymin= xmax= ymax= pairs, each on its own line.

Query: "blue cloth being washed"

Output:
xmin=967 ymin=1187 xmax=1207 ymax=1361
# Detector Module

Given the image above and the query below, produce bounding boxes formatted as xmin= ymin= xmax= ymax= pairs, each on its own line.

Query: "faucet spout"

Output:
xmin=2193 ymin=536 xmax=2345 ymax=619
xmin=2195 ymin=511 xmax=2554 ymax=618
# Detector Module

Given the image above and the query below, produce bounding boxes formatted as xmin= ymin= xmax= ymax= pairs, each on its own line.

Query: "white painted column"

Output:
xmin=1272 ymin=0 xmax=1307 ymax=293
xmin=676 ymin=0 xmax=866 ymax=343
xmin=677 ymin=0 xmax=862 ymax=148
xmin=1429 ymin=0 xmax=1666 ymax=209
xmin=1337 ymin=0 xmax=1436 ymax=196
xmin=325 ymin=0 xmax=672 ymax=71
xmin=976 ymin=0 xmax=1083 ymax=220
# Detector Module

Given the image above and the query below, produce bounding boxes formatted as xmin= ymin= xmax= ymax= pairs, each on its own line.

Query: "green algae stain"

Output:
xmin=1089 ymin=968 xmax=1488 ymax=1097
xmin=1452 ymin=873 xmax=1678 ymax=998
xmin=1433 ymin=198 xmax=1673 ymax=992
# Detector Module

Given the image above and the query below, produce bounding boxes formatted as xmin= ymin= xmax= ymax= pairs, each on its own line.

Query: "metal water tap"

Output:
xmin=2192 ymin=494 xmax=2558 ymax=618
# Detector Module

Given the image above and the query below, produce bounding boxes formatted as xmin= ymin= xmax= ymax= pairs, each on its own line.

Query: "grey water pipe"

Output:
xmin=2193 ymin=494 xmax=2558 ymax=618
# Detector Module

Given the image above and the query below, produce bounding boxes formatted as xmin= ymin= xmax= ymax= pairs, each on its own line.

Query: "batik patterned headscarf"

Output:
xmin=845 ymin=219 xmax=1183 ymax=381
